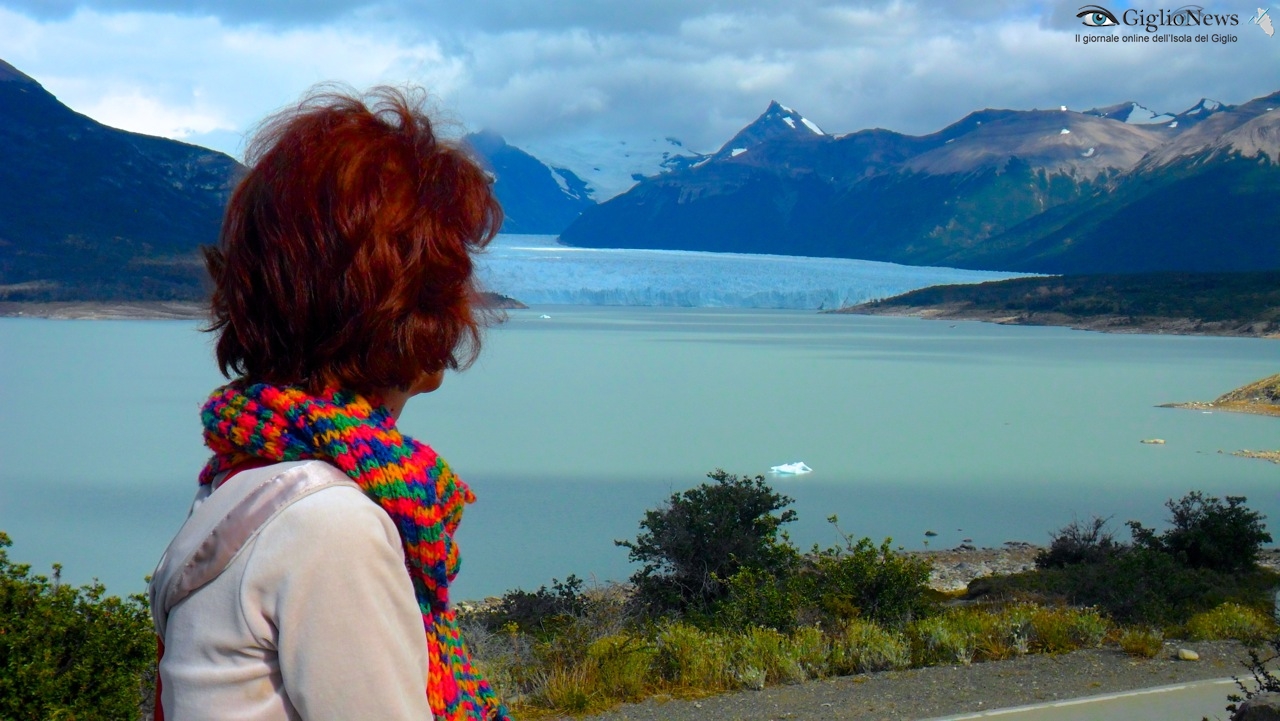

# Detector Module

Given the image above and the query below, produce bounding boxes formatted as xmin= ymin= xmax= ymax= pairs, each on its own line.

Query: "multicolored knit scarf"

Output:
xmin=200 ymin=382 xmax=511 ymax=721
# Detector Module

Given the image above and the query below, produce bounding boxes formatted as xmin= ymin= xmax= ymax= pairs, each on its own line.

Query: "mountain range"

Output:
xmin=3 ymin=52 xmax=1279 ymax=302
xmin=0 ymin=58 xmax=594 ymax=300
xmin=0 ymin=59 xmax=238 ymax=300
xmin=559 ymin=95 xmax=1280 ymax=274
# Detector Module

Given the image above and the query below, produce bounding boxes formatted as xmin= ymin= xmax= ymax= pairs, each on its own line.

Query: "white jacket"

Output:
xmin=149 ymin=460 xmax=433 ymax=720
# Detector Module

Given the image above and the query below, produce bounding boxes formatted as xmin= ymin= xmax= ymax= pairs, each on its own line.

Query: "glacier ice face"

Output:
xmin=477 ymin=235 xmax=1030 ymax=309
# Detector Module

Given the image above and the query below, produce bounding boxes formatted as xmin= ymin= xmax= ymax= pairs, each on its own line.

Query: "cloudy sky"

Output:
xmin=3 ymin=0 xmax=1279 ymax=169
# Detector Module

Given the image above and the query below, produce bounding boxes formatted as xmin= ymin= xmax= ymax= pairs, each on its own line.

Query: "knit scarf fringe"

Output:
xmin=200 ymin=383 xmax=511 ymax=721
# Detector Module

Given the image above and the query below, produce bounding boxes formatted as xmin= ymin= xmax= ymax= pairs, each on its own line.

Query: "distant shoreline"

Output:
xmin=0 ymin=292 xmax=528 ymax=320
xmin=0 ymin=301 xmax=207 ymax=320
xmin=835 ymin=303 xmax=1280 ymax=339
xmin=832 ymin=271 xmax=1280 ymax=339
xmin=3 ymin=298 xmax=1275 ymax=337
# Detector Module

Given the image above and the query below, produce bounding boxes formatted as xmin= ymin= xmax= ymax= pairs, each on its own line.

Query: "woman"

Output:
xmin=149 ymin=86 xmax=510 ymax=721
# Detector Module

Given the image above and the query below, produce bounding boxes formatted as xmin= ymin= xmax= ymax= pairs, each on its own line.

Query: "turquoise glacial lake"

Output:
xmin=1 ymin=308 xmax=1277 ymax=600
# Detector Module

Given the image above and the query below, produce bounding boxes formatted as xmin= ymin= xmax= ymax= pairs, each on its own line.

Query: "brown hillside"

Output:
xmin=1214 ymin=373 xmax=1280 ymax=406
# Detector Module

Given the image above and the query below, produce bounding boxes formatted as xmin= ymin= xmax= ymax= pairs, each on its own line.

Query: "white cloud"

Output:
xmin=0 ymin=1 xmax=1277 ymax=163
xmin=76 ymin=88 xmax=232 ymax=139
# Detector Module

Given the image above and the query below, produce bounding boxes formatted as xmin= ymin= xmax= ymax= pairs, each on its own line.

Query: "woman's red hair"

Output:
xmin=204 ymin=86 xmax=502 ymax=393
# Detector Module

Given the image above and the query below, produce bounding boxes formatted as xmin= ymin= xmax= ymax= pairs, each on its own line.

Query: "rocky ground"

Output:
xmin=916 ymin=544 xmax=1280 ymax=594
xmin=912 ymin=542 xmax=1042 ymax=594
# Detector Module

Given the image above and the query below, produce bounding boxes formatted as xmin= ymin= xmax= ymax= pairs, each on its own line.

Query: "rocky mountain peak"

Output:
xmin=1180 ymin=98 xmax=1225 ymax=116
xmin=1084 ymin=101 xmax=1175 ymax=125
xmin=714 ymin=101 xmax=825 ymax=160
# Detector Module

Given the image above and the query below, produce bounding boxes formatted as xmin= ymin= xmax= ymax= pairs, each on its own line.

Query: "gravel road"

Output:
xmin=568 ymin=640 xmax=1255 ymax=721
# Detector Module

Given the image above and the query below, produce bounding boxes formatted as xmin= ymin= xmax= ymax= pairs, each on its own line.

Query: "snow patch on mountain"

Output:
xmin=1124 ymin=103 xmax=1175 ymax=125
xmin=1183 ymin=98 xmax=1223 ymax=115
xmin=523 ymin=135 xmax=706 ymax=201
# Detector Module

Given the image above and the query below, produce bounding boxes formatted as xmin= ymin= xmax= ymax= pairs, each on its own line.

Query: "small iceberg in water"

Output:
xmin=769 ymin=461 xmax=812 ymax=475
xmin=538 ymin=314 xmax=552 ymax=319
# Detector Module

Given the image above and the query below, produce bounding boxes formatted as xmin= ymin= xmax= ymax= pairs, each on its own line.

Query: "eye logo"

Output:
xmin=1077 ymin=5 xmax=1120 ymax=26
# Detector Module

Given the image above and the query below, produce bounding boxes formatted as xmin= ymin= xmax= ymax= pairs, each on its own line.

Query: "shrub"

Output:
xmin=1036 ymin=516 xmax=1123 ymax=569
xmin=970 ymin=547 xmax=1280 ymax=627
xmin=789 ymin=625 xmax=831 ymax=680
xmin=478 ymin=575 xmax=590 ymax=634
xmin=1129 ymin=492 xmax=1271 ymax=574
xmin=618 ymin=470 xmax=797 ymax=616
xmin=910 ymin=614 xmax=978 ymax=666
xmin=795 ymin=521 xmax=935 ymax=629
xmin=652 ymin=622 xmax=734 ymax=691
xmin=0 ymin=532 xmax=155 ymax=721
xmin=717 ymin=565 xmax=800 ymax=632
xmin=1029 ymin=606 xmax=1108 ymax=653
xmin=731 ymin=626 xmax=807 ymax=686
xmin=829 ymin=619 xmax=911 ymax=674
xmin=974 ymin=605 xmax=1033 ymax=661
xmin=534 ymin=663 xmax=595 ymax=713
xmin=587 ymin=634 xmax=654 ymax=701
xmin=1119 ymin=628 xmax=1164 ymax=658
xmin=1185 ymin=603 xmax=1274 ymax=645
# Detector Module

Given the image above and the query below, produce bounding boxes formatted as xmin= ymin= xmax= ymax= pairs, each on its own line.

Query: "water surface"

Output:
xmin=1 ymin=309 xmax=1276 ymax=600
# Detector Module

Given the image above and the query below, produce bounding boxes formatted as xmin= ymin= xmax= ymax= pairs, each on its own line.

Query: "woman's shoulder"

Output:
xmin=238 ymin=461 xmax=410 ymax=600
xmin=250 ymin=460 xmax=400 ymax=546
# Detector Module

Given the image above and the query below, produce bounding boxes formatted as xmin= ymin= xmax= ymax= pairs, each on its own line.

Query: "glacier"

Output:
xmin=476 ymin=235 xmax=1031 ymax=309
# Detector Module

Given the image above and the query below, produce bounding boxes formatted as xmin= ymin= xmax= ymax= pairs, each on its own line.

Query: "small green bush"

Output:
xmin=0 ymin=532 xmax=155 ymax=721
xmin=1029 ymin=606 xmax=1108 ymax=654
xmin=587 ymin=634 xmax=654 ymax=701
xmin=830 ymin=619 xmax=911 ymax=674
xmin=1118 ymin=628 xmax=1164 ymax=658
xmin=1036 ymin=516 xmax=1122 ymax=569
xmin=789 ymin=625 xmax=830 ymax=679
xmin=1129 ymin=492 xmax=1271 ymax=574
xmin=795 ymin=524 xmax=935 ymax=629
xmin=477 ymin=575 xmax=590 ymax=635
xmin=652 ymin=622 xmax=734 ymax=691
xmin=970 ymin=605 xmax=1033 ymax=661
xmin=1185 ymin=603 xmax=1274 ymax=645
xmin=732 ymin=626 xmax=807 ymax=686
xmin=618 ymin=470 xmax=798 ymax=617
xmin=717 ymin=565 xmax=799 ymax=632
xmin=911 ymin=615 xmax=977 ymax=666
xmin=534 ymin=663 xmax=595 ymax=713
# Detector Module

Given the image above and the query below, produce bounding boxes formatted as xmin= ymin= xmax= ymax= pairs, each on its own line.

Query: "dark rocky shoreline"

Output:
xmin=835 ymin=303 xmax=1280 ymax=339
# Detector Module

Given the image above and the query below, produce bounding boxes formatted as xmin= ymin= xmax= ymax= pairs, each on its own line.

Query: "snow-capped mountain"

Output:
xmin=1084 ymin=101 xmax=1176 ymax=125
xmin=708 ymin=100 xmax=825 ymax=162
xmin=560 ymin=92 xmax=1280 ymax=275
xmin=1137 ymin=91 xmax=1280 ymax=169
xmin=521 ymin=134 xmax=705 ymax=202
